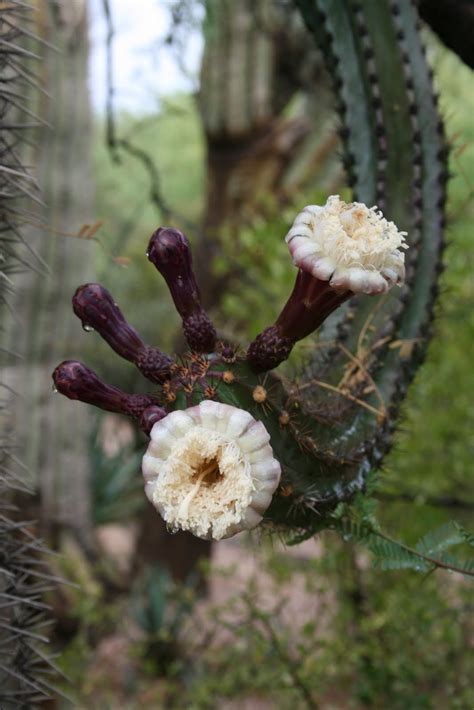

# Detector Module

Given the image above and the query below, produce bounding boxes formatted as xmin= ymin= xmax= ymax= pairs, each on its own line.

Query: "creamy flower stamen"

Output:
xmin=285 ymin=195 xmax=408 ymax=295
xmin=142 ymin=401 xmax=281 ymax=540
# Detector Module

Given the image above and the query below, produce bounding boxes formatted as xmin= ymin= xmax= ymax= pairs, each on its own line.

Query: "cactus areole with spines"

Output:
xmin=53 ymin=201 xmax=409 ymax=540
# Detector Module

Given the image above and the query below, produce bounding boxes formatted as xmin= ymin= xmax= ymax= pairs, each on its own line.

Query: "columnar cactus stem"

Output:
xmin=73 ymin=283 xmax=173 ymax=383
xmin=147 ymin=227 xmax=217 ymax=353
xmin=52 ymin=361 xmax=165 ymax=434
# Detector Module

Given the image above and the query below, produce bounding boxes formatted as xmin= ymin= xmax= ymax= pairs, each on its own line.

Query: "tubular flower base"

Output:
xmin=143 ymin=401 xmax=281 ymax=540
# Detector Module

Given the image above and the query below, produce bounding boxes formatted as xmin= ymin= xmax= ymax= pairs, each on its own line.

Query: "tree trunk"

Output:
xmin=5 ymin=0 xmax=95 ymax=549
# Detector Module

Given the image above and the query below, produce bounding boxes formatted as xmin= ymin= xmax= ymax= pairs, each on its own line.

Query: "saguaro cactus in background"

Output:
xmin=54 ymin=0 xmax=447 ymax=541
xmin=198 ymin=0 xmax=336 ymax=307
xmin=6 ymin=0 xmax=94 ymax=546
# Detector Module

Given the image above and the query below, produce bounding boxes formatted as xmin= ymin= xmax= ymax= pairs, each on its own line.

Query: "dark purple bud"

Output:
xmin=246 ymin=270 xmax=350 ymax=372
xmin=147 ymin=227 xmax=217 ymax=353
xmin=147 ymin=228 xmax=199 ymax=316
xmin=246 ymin=326 xmax=295 ymax=373
xmin=139 ymin=405 xmax=167 ymax=435
xmin=182 ymin=312 xmax=217 ymax=353
xmin=52 ymin=360 xmax=158 ymax=432
xmin=73 ymin=283 xmax=172 ymax=383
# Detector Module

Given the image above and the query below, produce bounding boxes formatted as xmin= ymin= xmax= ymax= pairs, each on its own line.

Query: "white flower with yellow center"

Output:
xmin=142 ymin=400 xmax=281 ymax=540
xmin=285 ymin=195 xmax=408 ymax=295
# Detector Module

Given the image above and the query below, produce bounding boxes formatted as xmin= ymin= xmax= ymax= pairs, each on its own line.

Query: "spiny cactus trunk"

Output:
xmin=5 ymin=0 xmax=95 ymax=547
xmin=0 ymin=2 xmax=60 ymax=705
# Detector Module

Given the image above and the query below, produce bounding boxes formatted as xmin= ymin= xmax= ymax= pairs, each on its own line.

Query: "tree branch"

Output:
xmin=377 ymin=490 xmax=474 ymax=511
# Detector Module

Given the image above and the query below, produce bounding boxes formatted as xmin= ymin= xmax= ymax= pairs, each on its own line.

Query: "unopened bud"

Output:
xmin=52 ymin=360 xmax=159 ymax=432
xmin=147 ymin=227 xmax=217 ymax=353
xmin=73 ymin=283 xmax=172 ymax=383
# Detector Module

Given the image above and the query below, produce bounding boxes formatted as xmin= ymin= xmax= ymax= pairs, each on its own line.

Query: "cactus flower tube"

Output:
xmin=142 ymin=400 xmax=281 ymax=540
xmin=73 ymin=283 xmax=173 ymax=383
xmin=147 ymin=227 xmax=217 ymax=353
xmin=247 ymin=196 xmax=408 ymax=372
xmin=52 ymin=360 xmax=166 ymax=434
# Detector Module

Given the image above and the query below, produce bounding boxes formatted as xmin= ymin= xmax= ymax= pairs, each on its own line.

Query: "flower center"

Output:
xmin=340 ymin=205 xmax=367 ymax=239
xmin=152 ymin=428 xmax=254 ymax=539
xmin=178 ymin=454 xmax=223 ymax=521
xmin=191 ymin=456 xmax=222 ymax=486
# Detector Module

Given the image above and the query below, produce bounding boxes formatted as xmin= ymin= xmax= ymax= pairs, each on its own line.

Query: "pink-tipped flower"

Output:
xmin=73 ymin=283 xmax=172 ymax=383
xmin=247 ymin=196 xmax=408 ymax=372
xmin=52 ymin=360 xmax=165 ymax=433
xmin=147 ymin=227 xmax=217 ymax=353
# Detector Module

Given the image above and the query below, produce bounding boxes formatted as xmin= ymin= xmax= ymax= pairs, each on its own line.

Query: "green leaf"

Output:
xmin=415 ymin=521 xmax=465 ymax=556
xmin=454 ymin=523 xmax=474 ymax=548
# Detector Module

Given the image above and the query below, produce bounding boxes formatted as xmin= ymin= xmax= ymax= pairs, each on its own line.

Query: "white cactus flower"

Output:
xmin=285 ymin=195 xmax=408 ymax=295
xmin=142 ymin=400 xmax=281 ymax=540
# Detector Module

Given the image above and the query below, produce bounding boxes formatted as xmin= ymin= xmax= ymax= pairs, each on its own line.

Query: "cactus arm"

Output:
xmin=290 ymin=0 xmax=447 ymax=482
xmin=295 ymin=0 xmax=378 ymax=199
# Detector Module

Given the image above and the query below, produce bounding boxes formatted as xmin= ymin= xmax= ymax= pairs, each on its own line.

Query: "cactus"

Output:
xmin=53 ymin=0 xmax=447 ymax=539
xmin=0 ymin=2 xmax=59 ymax=705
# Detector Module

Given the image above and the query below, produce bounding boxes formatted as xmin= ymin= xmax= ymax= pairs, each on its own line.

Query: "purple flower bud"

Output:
xmin=52 ymin=360 xmax=159 ymax=431
xmin=246 ymin=270 xmax=350 ymax=373
xmin=147 ymin=227 xmax=217 ymax=353
xmin=73 ymin=283 xmax=172 ymax=383
xmin=147 ymin=228 xmax=199 ymax=316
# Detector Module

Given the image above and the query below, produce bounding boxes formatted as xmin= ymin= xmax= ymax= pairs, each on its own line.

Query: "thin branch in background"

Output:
xmin=115 ymin=137 xmax=174 ymax=223
xmin=101 ymin=0 xmax=119 ymax=163
xmin=374 ymin=529 xmax=474 ymax=578
xmin=377 ymin=490 xmax=474 ymax=512
xmin=244 ymin=596 xmax=318 ymax=710
xmin=100 ymin=0 xmax=193 ymax=228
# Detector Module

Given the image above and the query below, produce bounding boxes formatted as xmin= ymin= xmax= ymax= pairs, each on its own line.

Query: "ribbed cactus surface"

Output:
xmin=0 ymin=3 xmax=57 ymax=706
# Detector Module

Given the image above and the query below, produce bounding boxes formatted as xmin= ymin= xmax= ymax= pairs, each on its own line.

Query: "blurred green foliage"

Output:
xmin=89 ymin=422 xmax=145 ymax=524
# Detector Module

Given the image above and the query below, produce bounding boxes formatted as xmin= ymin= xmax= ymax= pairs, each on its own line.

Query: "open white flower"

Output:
xmin=285 ymin=195 xmax=408 ymax=295
xmin=142 ymin=400 xmax=281 ymax=540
